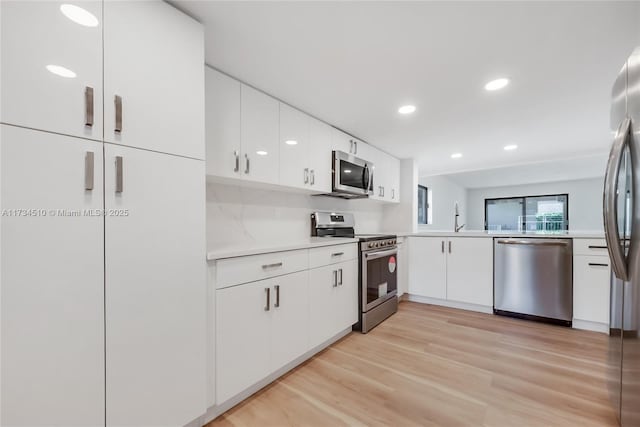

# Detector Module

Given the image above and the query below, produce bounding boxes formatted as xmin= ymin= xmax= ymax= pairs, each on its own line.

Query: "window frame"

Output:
xmin=418 ymin=185 xmax=429 ymax=225
xmin=484 ymin=193 xmax=569 ymax=231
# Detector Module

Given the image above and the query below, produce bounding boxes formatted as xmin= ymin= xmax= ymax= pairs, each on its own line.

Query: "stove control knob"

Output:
xmin=375 ymin=242 xmax=380 ymax=247
xmin=389 ymin=239 xmax=394 ymax=245
xmin=368 ymin=242 xmax=374 ymax=248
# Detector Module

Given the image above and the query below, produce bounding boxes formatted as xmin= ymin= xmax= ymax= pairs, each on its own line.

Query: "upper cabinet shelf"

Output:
xmin=204 ymin=67 xmax=400 ymax=203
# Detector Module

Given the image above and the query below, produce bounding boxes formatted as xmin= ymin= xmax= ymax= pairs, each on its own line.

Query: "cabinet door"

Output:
xmin=336 ymin=260 xmax=359 ymax=330
xmin=446 ymin=238 xmax=493 ymax=306
xmin=1 ymin=126 xmax=104 ymax=426
xmin=308 ymin=118 xmax=333 ymax=193
xmin=104 ymin=145 xmax=206 ymax=426
xmin=241 ymin=85 xmax=280 ymax=184
xmin=331 ymin=128 xmax=353 ymax=154
xmin=574 ymin=256 xmax=611 ymax=324
xmin=205 ymin=67 xmax=241 ymax=178
xmin=407 ymin=237 xmax=447 ymax=299
xmin=388 ymin=156 xmax=401 ymax=203
xmin=397 ymin=239 xmax=408 ymax=296
xmin=309 ymin=265 xmax=339 ymax=345
xmin=279 ymin=103 xmax=309 ymax=189
xmin=1 ymin=1 xmax=103 ymax=140
xmin=271 ymin=271 xmax=309 ymax=370
xmin=216 ymin=280 xmax=272 ymax=404
xmin=104 ymin=1 xmax=205 ymax=159
xmin=369 ymin=148 xmax=386 ymax=201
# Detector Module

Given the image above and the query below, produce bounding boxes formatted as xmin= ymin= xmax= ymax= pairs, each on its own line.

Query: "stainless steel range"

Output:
xmin=311 ymin=212 xmax=398 ymax=333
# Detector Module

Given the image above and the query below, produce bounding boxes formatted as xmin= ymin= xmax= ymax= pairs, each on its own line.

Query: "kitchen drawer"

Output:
xmin=216 ymin=249 xmax=308 ymax=289
xmin=308 ymin=243 xmax=358 ymax=269
xmin=573 ymin=238 xmax=608 ymax=256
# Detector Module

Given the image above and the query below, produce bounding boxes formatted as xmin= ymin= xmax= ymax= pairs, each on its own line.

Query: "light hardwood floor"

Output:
xmin=207 ymin=301 xmax=619 ymax=427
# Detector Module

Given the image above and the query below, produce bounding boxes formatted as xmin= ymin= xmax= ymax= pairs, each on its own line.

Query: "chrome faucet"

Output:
xmin=454 ymin=202 xmax=465 ymax=232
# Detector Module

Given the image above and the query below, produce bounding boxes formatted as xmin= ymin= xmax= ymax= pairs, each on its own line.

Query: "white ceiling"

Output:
xmin=173 ymin=1 xmax=640 ymax=176
xmin=440 ymin=153 xmax=608 ymax=189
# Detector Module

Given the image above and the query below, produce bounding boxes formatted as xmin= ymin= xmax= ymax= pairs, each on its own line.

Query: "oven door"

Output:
xmin=362 ymin=247 xmax=398 ymax=311
xmin=333 ymin=151 xmax=373 ymax=195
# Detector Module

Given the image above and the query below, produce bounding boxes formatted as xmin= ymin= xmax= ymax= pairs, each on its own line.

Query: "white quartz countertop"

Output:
xmin=206 ymin=237 xmax=359 ymax=261
xmin=393 ymin=230 xmax=606 ymax=239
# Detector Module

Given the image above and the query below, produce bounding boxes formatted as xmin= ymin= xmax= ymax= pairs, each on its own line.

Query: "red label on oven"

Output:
xmin=388 ymin=256 xmax=396 ymax=273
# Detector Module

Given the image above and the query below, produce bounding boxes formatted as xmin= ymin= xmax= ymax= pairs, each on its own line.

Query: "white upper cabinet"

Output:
xmin=104 ymin=0 xmax=204 ymax=159
xmin=279 ymin=103 xmax=310 ymax=189
xmin=241 ymin=85 xmax=280 ymax=184
xmin=0 ymin=1 xmax=103 ymax=140
xmin=331 ymin=128 xmax=353 ymax=154
xmin=205 ymin=67 xmax=241 ymax=178
xmin=307 ymin=118 xmax=333 ymax=193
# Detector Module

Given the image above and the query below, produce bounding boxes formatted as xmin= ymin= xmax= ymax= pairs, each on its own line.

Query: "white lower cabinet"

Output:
xmin=408 ymin=237 xmax=447 ymax=299
xmin=407 ymin=236 xmax=493 ymax=309
xmin=573 ymin=254 xmax=611 ymax=327
xmin=1 ymin=125 xmax=105 ymax=426
xmin=215 ymin=248 xmax=357 ymax=407
xmin=309 ymin=261 xmax=358 ymax=345
xmin=104 ymin=144 xmax=206 ymax=426
xmin=446 ymin=237 xmax=493 ymax=306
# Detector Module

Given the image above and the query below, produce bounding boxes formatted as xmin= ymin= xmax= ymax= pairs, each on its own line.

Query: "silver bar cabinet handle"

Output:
xmin=85 ymin=86 xmax=94 ymax=127
xmin=262 ymin=262 xmax=283 ymax=269
xmin=114 ymin=95 xmax=122 ymax=133
xmin=604 ymin=118 xmax=631 ymax=281
xmin=304 ymin=168 xmax=309 ymax=184
xmin=354 ymin=141 xmax=358 ymax=154
xmin=274 ymin=285 xmax=280 ymax=308
xmin=588 ymin=245 xmax=607 ymax=249
xmin=338 ymin=268 xmax=343 ymax=286
xmin=448 ymin=241 xmax=452 ymax=253
xmin=350 ymin=140 xmax=353 ymax=153
xmin=234 ymin=151 xmax=240 ymax=172
xmin=84 ymin=151 xmax=94 ymax=190
xmin=392 ymin=189 xmax=395 ymax=199
xmin=115 ymin=156 xmax=123 ymax=193
xmin=264 ymin=288 xmax=270 ymax=311
xmin=245 ymin=154 xmax=250 ymax=174
xmin=589 ymin=263 xmax=609 ymax=267
xmin=332 ymin=270 xmax=338 ymax=287
xmin=310 ymin=169 xmax=315 ymax=185
xmin=441 ymin=241 xmax=444 ymax=253
xmin=331 ymin=252 xmax=344 ymax=257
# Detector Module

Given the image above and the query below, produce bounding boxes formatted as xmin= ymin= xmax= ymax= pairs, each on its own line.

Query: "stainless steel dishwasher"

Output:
xmin=494 ymin=238 xmax=573 ymax=326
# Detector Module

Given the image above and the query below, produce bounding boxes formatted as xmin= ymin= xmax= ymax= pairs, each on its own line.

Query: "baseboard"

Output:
xmin=200 ymin=327 xmax=353 ymax=425
xmin=572 ymin=318 xmax=609 ymax=334
xmin=406 ymin=294 xmax=493 ymax=314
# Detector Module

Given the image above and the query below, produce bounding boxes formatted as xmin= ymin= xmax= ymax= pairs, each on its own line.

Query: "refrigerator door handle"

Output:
xmin=604 ymin=117 xmax=632 ymax=281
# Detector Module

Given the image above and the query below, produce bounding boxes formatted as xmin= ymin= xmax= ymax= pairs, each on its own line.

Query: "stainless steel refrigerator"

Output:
xmin=605 ymin=46 xmax=640 ymax=426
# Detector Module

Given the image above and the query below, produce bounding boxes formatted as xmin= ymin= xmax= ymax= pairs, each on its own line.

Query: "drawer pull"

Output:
xmin=262 ymin=262 xmax=283 ymax=269
xmin=588 ymin=263 xmax=609 ymax=267
xmin=331 ymin=252 xmax=344 ymax=257
xmin=588 ymin=245 xmax=607 ymax=249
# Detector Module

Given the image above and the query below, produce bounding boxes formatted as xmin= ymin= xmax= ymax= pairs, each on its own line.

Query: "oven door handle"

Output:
xmin=364 ymin=248 xmax=397 ymax=260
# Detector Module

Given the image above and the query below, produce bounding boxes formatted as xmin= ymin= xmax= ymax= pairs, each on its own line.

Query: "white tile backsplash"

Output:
xmin=206 ymin=183 xmax=384 ymax=249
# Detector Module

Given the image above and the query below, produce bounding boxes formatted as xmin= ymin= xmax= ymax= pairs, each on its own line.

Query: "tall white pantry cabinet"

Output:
xmin=0 ymin=1 xmax=207 ymax=426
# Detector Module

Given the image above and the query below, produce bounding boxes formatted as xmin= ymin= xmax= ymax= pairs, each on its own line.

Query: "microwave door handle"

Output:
xmin=604 ymin=117 xmax=631 ymax=281
xmin=362 ymin=164 xmax=370 ymax=194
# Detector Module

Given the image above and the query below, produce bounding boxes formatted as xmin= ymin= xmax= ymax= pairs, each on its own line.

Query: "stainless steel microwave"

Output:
xmin=331 ymin=150 xmax=374 ymax=198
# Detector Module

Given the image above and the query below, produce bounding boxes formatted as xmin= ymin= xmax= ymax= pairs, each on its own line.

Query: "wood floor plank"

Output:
xmin=207 ymin=301 xmax=619 ymax=427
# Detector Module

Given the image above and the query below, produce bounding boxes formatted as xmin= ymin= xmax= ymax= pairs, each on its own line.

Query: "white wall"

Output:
xmin=418 ymin=175 xmax=467 ymax=231
xmin=466 ymin=177 xmax=604 ymax=231
xmin=381 ymin=159 xmax=418 ymax=233
xmin=206 ymin=182 xmax=384 ymax=249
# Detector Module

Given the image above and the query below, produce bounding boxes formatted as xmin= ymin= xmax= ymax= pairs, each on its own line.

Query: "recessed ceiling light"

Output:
xmin=60 ymin=4 xmax=99 ymax=27
xmin=256 ymin=150 xmax=268 ymax=156
xmin=46 ymin=64 xmax=76 ymax=78
xmin=451 ymin=153 xmax=462 ymax=159
xmin=398 ymin=105 xmax=416 ymax=115
xmin=504 ymin=144 xmax=518 ymax=151
xmin=285 ymin=140 xmax=298 ymax=145
xmin=484 ymin=78 xmax=510 ymax=91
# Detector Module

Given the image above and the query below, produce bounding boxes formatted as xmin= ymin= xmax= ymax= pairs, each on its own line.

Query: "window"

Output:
xmin=418 ymin=185 xmax=429 ymax=224
xmin=485 ymin=194 xmax=568 ymax=231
